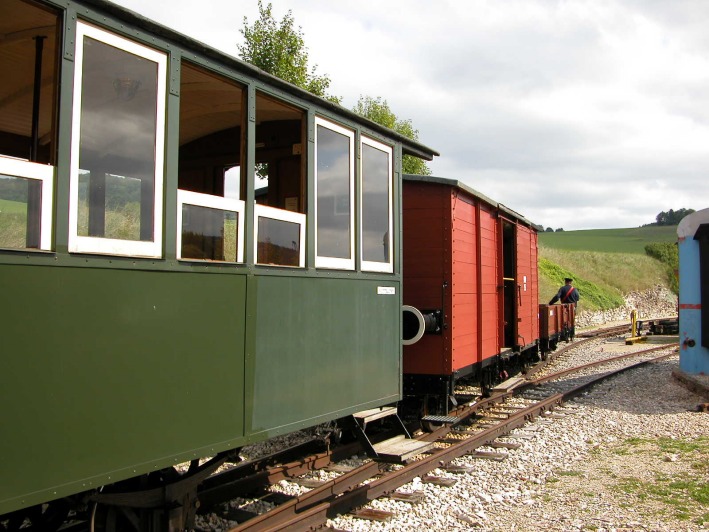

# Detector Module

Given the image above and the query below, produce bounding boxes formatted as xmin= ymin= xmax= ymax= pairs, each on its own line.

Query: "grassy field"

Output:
xmin=538 ymin=225 xmax=678 ymax=312
xmin=0 ymin=198 xmax=27 ymax=214
xmin=539 ymin=226 xmax=677 ymax=254
xmin=0 ymin=198 xmax=28 ymax=249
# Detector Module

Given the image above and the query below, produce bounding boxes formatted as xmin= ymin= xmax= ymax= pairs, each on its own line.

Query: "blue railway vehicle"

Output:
xmin=677 ymin=208 xmax=709 ymax=374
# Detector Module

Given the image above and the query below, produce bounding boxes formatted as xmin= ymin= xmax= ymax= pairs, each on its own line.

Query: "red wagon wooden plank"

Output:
xmin=402 ymin=175 xmax=546 ymax=410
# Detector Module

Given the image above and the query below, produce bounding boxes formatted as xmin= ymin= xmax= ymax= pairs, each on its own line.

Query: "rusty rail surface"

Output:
xmin=216 ymin=347 xmax=677 ymax=531
xmin=525 ymin=344 xmax=677 ymax=386
xmin=527 ymin=322 xmax=633 ymax=378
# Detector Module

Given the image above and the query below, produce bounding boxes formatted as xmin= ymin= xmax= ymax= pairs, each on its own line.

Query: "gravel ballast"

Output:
xmin=195 ymin=285 xmax=705 ymax=532
xmin=326 ymin=349 xmax=708 ymax=532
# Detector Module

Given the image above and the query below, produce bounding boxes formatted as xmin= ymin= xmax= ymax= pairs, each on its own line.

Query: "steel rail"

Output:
xmin=527 ymin=323 xmax=631 ymax=378
xmin=198 ymin=440 xmax=362 ymax=510
xmin=544 ymin=349 xmax=677 ymax=397
xmin=225 ymin=350 xmax=677 ymax=531
xmin=575 ymin=323 xmax=631 ymax=339
xmin=525 ymin=344 xmax=677 ymax=386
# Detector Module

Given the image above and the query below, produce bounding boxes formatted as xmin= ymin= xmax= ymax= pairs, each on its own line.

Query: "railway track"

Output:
xmin=192 ymin=324 xmax=678 ymax=531
xmin=526 ymin=317 xmax=677 ymax=379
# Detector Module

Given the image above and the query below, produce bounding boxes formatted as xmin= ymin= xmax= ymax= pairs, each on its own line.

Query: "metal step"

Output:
xmin=372 ymin=435 xmax=434 ymax=463
xmin=420 ymin=414 xmax=459 ymax=424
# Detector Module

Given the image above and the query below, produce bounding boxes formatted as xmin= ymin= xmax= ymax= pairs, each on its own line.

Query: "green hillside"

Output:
xmin=538 ymin=226 xmax=678 ymax=313
xmin=539 ymin=226 xmax=677 ymax=254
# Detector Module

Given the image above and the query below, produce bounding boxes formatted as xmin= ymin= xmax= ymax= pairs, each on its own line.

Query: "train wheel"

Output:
xmin=421 ymin=419 xmax=442 ymax=432
xmin=480 ymin=364 xmax=500 ymax=397
xmin=88 ymin=455 xmax=229 ymax=532
xmin=90 ymin=503 xmax=138 ymax=532
xmin=420 ymin=395 xmax=444 ymax=432
xmin=90 ymin=493 xmax=197 ymax=532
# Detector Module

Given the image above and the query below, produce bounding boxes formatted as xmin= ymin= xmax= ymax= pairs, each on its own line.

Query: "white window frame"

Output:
xmin=0 ymin=155 xmax=54 ymax=251
xmin=314 ymin=117 xmax=355 ymax=270
xmin=254 ymin=204 xmax=306 ymax=268
xmin=68 ymin=22 xmax=167 ymax=257
xmin=360 ymin=136 xmax=393 ymax=273
xmin=177 ymin=189 xmax=245 ymax=263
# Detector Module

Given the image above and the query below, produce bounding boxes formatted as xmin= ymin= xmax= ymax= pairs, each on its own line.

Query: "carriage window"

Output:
xmin=315 ymin=118 xmax=354 ymax=270
xmin=177 ymin=63 xmax=245 ymax=262
xmin=254 ymin=205 xmax=305 ymax=267
xmin=68 ymin=22 xmax=167 ymax=257
xmin=0 ymin=159 xmax=53 ymax=251
xmin=0 ymin=0 xmax=60 ymax=251
xmin=177 ymin=190 xmax=243 ymax=262
xmin=254 ymin=93 xmax=305 ymax=267
xmin=361 ymin=137 xmax=393 ymax=272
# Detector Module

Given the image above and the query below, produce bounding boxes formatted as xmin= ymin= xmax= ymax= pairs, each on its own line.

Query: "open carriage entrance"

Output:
xmin=501 ymin=219 xmax=517 ymax=348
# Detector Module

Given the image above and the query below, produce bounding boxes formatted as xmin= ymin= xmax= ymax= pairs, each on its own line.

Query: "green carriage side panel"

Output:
xmin=0 ymin=264 xmax=246 ymax=514
xmin=245 ymin=276 xmax=401 ymax=436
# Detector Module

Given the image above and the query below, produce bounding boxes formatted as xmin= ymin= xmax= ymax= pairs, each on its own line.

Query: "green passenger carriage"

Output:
xmin=0 ymin=0 xmax=437 ymax=526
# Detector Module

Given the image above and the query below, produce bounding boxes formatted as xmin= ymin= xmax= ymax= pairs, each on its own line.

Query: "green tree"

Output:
xmin=239 ymin=6 xmax=431 ymax=173
xmin=654 ymin=208 xmax=695 ymax=226
xmin=353 ymin=96 xmax=431 ymax=176
xmin=238 ymin=1 xmax=340 ymax=103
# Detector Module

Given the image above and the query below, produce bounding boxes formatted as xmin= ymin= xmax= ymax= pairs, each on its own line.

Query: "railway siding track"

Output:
xmin=197 ymin=333 xmax=679 ymax=531
xmin=526 ymin=323 xmax=632 ymax=379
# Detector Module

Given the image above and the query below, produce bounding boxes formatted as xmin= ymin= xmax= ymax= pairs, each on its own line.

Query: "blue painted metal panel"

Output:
xmin=678 ymin=209 xmax=709 ymax=374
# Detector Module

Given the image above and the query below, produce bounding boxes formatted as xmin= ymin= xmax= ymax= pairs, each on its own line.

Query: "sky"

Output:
xmin=113 ymin=0 xmax=709 ymax=230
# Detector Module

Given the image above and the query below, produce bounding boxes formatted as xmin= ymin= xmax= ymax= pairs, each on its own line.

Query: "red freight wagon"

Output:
xmin=402 ymin=175 xmax=539 ymax=412
xmin=538 ymin=303 xmax=575 ymax=355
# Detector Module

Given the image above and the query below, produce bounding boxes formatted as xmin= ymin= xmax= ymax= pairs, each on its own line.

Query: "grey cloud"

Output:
xmin=112 ymin=0 xmax=709 ymax=230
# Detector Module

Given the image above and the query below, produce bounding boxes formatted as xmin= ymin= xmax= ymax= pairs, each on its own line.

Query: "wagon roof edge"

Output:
xmin=403 ymin=174 xmax=540 ymax=230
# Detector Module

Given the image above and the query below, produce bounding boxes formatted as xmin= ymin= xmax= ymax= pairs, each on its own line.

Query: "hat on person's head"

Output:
xmin=564 ymin=278 xmax=573 ymax=283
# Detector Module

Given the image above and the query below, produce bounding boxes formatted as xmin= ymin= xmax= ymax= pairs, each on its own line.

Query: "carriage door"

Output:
xmin=500 ymin=218 xmax=517 ymax=349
